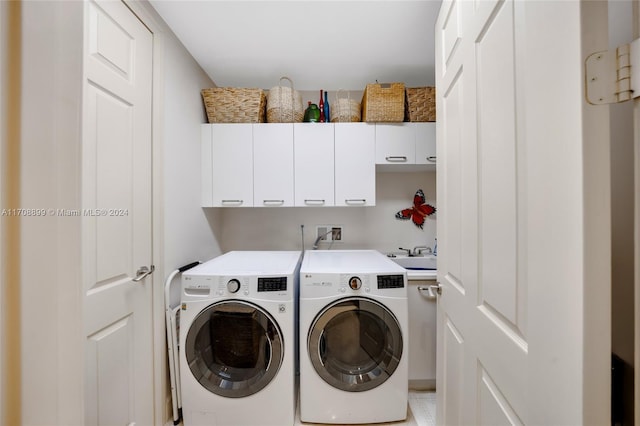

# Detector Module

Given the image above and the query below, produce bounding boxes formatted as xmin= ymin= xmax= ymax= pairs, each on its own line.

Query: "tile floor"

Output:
xmin=408 ymin=390 xmax=437 ymax=426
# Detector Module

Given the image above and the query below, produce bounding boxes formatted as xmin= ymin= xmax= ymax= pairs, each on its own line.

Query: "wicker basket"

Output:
xmin=331 ymin=90 xmax=361 ymax=122
xmin=201 ymin=87 xmax=266 ymax=123
xmin=361 ymin=82 xmax=405 ymax=122
xmin=405 ymin=87 xmax=436 ymax=122
xmin=266 ymin=77 xmax=304 ymax=123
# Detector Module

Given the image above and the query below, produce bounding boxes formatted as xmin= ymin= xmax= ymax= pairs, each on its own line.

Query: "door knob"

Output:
xmin=133 ymin=265 xmax=154 ymax=282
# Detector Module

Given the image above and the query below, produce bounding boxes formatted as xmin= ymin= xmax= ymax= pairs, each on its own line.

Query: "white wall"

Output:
xmin=219 ymin=171 xmax=437 ymax=254
xmin=160 ymin=22 xmax=223 ymax=278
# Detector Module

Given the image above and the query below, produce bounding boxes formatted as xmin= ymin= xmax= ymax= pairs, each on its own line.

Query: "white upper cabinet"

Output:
xmin=202 ymin=122 xmax=430 ymax=207
xmin=415 ymin=122 xmax=437 ymax=165
xmin=376 ymin=122 xmax=437 ymax=170
xmin=335 ymin=123 xmax=376 ymax=206
xmin=203 ymin=123 xmax=254 ymax=207
xmin=294 ymin=123 xmax=335 ymax=207
xmin=253 ymin=123 xmax=294 ymax=206
xmin=375 ymin=123 xmax=416 ymax=164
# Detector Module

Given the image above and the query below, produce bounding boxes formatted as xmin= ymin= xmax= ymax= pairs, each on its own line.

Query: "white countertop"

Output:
xmin=380 ymin=251 xmax=437 ymax=281
xmin=406 ymin=270 xmax=437 ymax=281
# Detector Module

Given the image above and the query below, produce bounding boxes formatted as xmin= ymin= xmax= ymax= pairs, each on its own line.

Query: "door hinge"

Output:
xmin=585 ymin=38 xmax=640 ymax=105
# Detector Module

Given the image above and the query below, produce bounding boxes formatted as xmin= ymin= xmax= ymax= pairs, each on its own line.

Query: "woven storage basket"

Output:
xmin=331 ymin=90 xmax=361 ymax=122
xmin=361 ymin=82 xmax=405 ymax=122
xmin=266 ymin=77 xmax=304 ymax=123
xmin=201 ymin=87 xmax=266 ymax=123
xmin=405 ymin=87 xmax=436 ymax=122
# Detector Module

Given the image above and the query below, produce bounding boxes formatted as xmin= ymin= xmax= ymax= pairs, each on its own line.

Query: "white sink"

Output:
xmin=388 ymin=255 xmax=437 ymax=270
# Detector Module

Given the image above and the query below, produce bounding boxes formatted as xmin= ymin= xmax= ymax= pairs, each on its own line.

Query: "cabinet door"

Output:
xmin=253 ymin=124 xmax=294 ymax=207
xmin=414 ymin=122 xmax=437 ymax=166
xmin=294 ymin=123 xmax=335 ymax=206
xmin=211 ymin=124 xmax=253 ymax=207
xmin=375 ymin=123 xmax=416 ymax=164
xmin=202 ymin=125 xmax=213 ymax=206
xmin=408 ymin=280 xmax=437 ymax=387
xmin=335 ymin=123 xmax=376 ymax=206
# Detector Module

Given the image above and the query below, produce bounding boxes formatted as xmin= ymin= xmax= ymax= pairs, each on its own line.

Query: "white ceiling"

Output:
xmin=148 ymin=1 xmax=442 ymax=91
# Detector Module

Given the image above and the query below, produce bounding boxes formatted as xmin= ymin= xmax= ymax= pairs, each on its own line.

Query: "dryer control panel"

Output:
xmin=258 ymin=276 xmax=287 ymax=292
xmin=182 ymin=274 xmax=294 ymax=302
xmin=300 ymin=272 xmax=407 ymax=298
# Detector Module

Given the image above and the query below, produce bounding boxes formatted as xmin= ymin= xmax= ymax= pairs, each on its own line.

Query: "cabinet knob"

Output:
xmin=385 ymin=156 xmax=408 ymax=162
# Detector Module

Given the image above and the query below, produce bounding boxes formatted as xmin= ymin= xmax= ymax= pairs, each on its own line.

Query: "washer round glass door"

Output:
xmin=185 ymin=300 xmax=283 ymax=398
xmin=307 ymin=297 xmax=403 ymax=392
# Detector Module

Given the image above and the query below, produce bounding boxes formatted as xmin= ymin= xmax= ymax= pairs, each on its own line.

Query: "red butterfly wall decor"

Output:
xmin=395 ymin=189 xmax=436 ymax=229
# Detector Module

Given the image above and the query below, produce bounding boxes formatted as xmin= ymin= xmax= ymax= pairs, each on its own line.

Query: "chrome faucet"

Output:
xmin=413 ymin=246 xmax=432 ymax=256
xmin=399 ymin=246 xmax=432 ymax=256
xmin=398 ymin=247 xmax=412 ymax=256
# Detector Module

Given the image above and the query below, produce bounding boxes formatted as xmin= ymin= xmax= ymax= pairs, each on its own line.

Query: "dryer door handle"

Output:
xmin=318 ymin=331 xmax=327 ymax=366
xmin=133 ymin=265 xmax=155 ymax=282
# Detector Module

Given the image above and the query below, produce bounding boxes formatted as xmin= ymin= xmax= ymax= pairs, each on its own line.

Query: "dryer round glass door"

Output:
xmin=307 ymin=297 xmax=403 ymax=392
xmin=185 ymin=300 xmax=284 ymax=398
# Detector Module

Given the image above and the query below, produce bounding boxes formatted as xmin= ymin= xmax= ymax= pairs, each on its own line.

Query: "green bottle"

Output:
xmin=303 ymin=102 xmax=320 ymax=123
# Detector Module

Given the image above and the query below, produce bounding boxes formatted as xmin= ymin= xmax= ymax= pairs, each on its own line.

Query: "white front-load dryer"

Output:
xmin=299 ymin=250 xmax=409 ymax=424
xmin=179 ymin=251 xmax=301 ymax=426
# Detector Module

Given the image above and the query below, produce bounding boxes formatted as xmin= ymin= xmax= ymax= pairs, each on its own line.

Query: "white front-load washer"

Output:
xmin=299 ymin=250 xmax=409 ymax=424
xmin=179 ymin=251 xmax=301 ymax=426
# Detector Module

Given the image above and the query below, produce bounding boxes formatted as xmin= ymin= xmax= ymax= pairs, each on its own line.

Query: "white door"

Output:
xmin=435 ymin=1 xmax=610 ymax=424
xmin=83 ymin=1 xmax=154 ymax=424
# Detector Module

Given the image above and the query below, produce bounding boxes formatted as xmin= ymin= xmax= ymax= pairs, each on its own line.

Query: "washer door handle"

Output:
xmin=133 ymin=265 xmax=154 ymax=282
